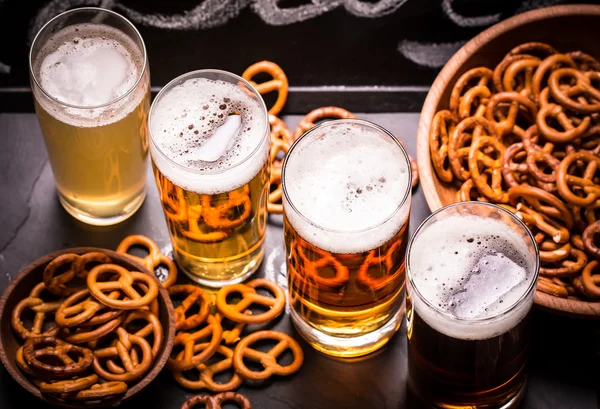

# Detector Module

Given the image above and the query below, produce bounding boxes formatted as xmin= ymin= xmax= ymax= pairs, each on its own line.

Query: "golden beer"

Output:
xmin=30 ymin=8 xmax=150 ymax=225
xmin=282 ymin=119 xmax=412 ymax=357
xmin=149 ymin=70 xmax=270 ymax=287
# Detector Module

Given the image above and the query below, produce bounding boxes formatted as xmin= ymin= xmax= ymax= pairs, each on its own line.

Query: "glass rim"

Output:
xmin=29 ymin=7 xmax=148 ymax=110
xmin=148 ymin=69 xmax=270 ymax=176
xmin=406 ymin=201 xmax=540 ymax=324
xmin=281 ymin=118 xmax=413 ymax=235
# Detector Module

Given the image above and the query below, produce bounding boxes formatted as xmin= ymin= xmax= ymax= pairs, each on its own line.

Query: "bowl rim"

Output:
xmin=0 ymin=247 xmax=176 ymax=408
xmin=415 ymin=4 xmax=600 ymax=317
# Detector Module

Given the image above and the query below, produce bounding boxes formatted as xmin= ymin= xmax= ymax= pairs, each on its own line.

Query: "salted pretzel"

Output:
xmin=87 ymin=264 xmax=159 ymax=310
xmin=531 ymin=54 xmax=576 ymax=99
xmin=215 ymin=278 xmax=285 ymax=324
xmin=292 ymin=106 xmax=357 ymax=141
xmin=242 ymin=61 xmax=288 ymax=116
xmin=181 ymin=392 xmax=252 ymax=409
xmin=22 ymin=336 xmax=94 ymax=379
xmin=117 ymin=235 xmax=178 ymax=289
xmin=449 ymin=116 xmax=497 ymax=181
xmin=11 ymin=283 xmax=61 ymax=340
xmin=485 ymin=92 xmax=537 ymax=137
xmin=502 ymin=57 xmax=540 ymax=96
xmin=168 ymin=315 xmax=223 ymax=371
xmin=469 ymin=136 xmax=508 ymax=203
xmin=168 ymin=285 xmax=210 ymax=330
xmin=232 ymin=330 xmax=303 ymax=381
xmin=537 ymin=103 xmax=591 ymax=143
xmin=171 ymin=343 xmax=242 ymax=392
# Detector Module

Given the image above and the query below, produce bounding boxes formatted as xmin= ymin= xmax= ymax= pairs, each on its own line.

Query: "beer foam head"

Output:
xmin=33 ymin=23 xmax=145 ymax=125
xmin=283 ymin=120 xmax=411 ymax=254
xmin=408 ymin=214 xmax=537 ymax=340
xmin=149 ymin=75 xmax=269 ymax=195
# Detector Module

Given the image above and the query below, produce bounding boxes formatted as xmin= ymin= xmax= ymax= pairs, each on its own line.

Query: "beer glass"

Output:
xmin=149 ymin=70 xmax=270 ymax=287
xmin=29 ymin=8 xmax=150 ymax=226
xmin=406 ymin=202 xmax=540 ymax=408
xmin=282 ymin=119 xmax=412 ymax=357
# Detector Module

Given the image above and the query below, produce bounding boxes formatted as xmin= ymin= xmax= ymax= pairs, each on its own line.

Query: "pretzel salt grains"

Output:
xmin=216 ymin=278 xmax=286 ymax=324
xmin=22 ymin=336 xmax=94 ymax=379
xmin=181 ymin=392 xmax=252 ymax=409
xmin=171 ymin=343 xmax=242 ymax=392
xmin=233 ymin=330 xmax=303 ymax=381
xmin=87 ymin=263 xmax=159 ymax=310
xmin=169 ymin=284 xmax=210 ymax=330
xmin=117 ymin=234 xmax=178 ymax=289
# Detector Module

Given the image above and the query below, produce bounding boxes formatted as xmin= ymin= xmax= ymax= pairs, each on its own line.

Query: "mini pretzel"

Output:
xmin=216 ymin=278 xmax=285 ymax=324
xmin=502 ymin=57 xmax=540 ymax=95
xmin=268 ymin=135 xmax=290 ymax=215
xmin=457 ymin=178 xmax=488 ymax=202
xmin=87 ymin=264 xmax=159 ymax=310
xmin=429 ymin=110 xmax=455 ymax=183
xmin=531 ymin=54 xmax=576 ymax=99
xmin=540 ymin=248 xmax=588 ymax=277
xmin=93 ymin=327 xmax=154 ymax=382
xmin=458 ymin=85 xmax=490 ymax=119
xmin=507 ymin=42 xmax=558 ymax=58
xmin=121 ymin=309 xmax=164 ymax=357
xmin=468 ymin=136 xmax=508 ymax=203
xmin=581 ymin=260 xmax=600 ymax=299
xmin=583 ymin=221 xmax=600 ymax=258
xmin=508 ymin=184 xmax=574 ymax=230
xmin=557 ymin=151 xmax=600 ymax=207
xmin=201 ymin=185 xmax=252 ymax=230
xmin=181 ymin=392 xmax=252 ymax=409
xmin=242 ymin=61 xmax=288 ymax=116
xmin=501 ymin=142 xmax=528 ymax=187
xmin=38 ymin=374 xmax=98 ymax=394
xmin=549 ymin=68 xmax=600 ymax=113
xmin=485 ymin=92 xmax=537 ymax=137
xmin=23 ymin=336 xmax=94 ymax=379
xmin=566 ymin=51 xmax=600 ymax=72
xmin=171 ymin=343 xmax=242 ymax=392
xmin=513 ymin=202 xmax=570 ymax=244
xmin=449 ymin=116 xmax=497 ymax=180
xmin=214 ymin=312 xmax=248 ymax=345
xmin=493 ymin=55 xmax=539 ymax=93
xmin=450 ymin=67 xmax=493 ymax=119
xmin=42 ymin=253 xmax=81 ymax=297
xmin=168 ymin=315 xmax=223 ymax=371
xmin=55 ymin=288 xmax=123 ymax=328
xmin=72 ymin=381 xmax=128 ymax=400
xmin=538 ymin=238 xmax=572 ymax=263
xmin=169 ymin=285 xmax=210 ymax=330
xmin=292 ymin=106 xmax=356 ymax=141
xmin=233 ymin=330 xmax=303 ymax=381
xmin=537 ymin=103 xmax=591 ymax=143
xmin=537 ymin=276 xmax=569 ymax=298
xmin=60 ymin=313 xmax=126 ymax=344
xmin=117 ymin=235 xmax=178 ymax=289
xmin=11 ymin=291 xmax=61 ymax=340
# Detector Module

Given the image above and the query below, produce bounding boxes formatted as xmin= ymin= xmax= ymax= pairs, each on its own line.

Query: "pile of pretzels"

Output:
xmin=241 ymin=61 xmax=419 ymax=215
xmin=11 ymin=250 xmax=164 ymax=402
xmin=429 ymin=41 xmax=600 ymax=301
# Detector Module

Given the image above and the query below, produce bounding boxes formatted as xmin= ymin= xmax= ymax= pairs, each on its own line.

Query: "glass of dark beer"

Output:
xmin=406 ymin=202 xmax=539 ymax=408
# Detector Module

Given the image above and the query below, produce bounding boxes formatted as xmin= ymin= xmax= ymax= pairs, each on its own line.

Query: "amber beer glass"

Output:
xmin=29 ymin=8 xmax=150 ymax=225
xmin=282 ymin=119 xmax=412 ymax=357
xmin=149 ymin=70 xmax=270 ymax=287
xmin=406 ymin=202 xmax=540 ymax=408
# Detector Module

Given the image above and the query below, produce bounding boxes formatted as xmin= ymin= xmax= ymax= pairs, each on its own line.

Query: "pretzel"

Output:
xmin=429 ymin=110 xmax=455 ymax=183
xmin=38 ymin=374 xmax=98 ymax=394
xmin=242 ymin=61 xmax=288 ymax=116
xmin=233 ymin=330 xmax=303 ymax=381
xmin=72 ymin=381 xmax=128 ymax=400
xmin=583 ymin=221 xmax=600 ymax=258
xmin=556 ymin=151 xmax=600 ymax=207
xmin=117 ymin=235 xmax=178 ymax=289
xmin=181 ymin=392 xmax=252 ymax=409
xmin=538 ymin=238 xmax=572 ymax=263
xmin=292 ymin=106 xmax=356 ymax=141
xmin=457 ymin=178 xmax=488 ymax=202
xmin=169 ymin=285 xmax=210 ymax=330
xmin=214 ymin=312 xmax=248 ymax=345
xmin=485 ymin=92 xmax=537 ymax=136
xmin=201 ymin=185 xmax=252 ymax=230
xmin=55 ymin=289 xmax=123 ymax=328
xmin=549 ymin=68 xmax=600 ymax=113
xmin=507 ymin=42 xmax=558 ymax=59
xmin=513 ymin=202 xmax=570 ymax=244
xmin=92 ymin=327 xmax=154 ymax=382
xmin=216 ymin=278 xmax=285 ymax=324
xmin=87 ymin=263 xmax=159 ymax=310
xmin=269 ymin=114 xmax=294 ymax=147
xmin=508 ymin=185 xmax=574 ymax=230
xmin=531 ymin=54 xmax=576 ymax=99
xmin=60 ymin=313 xmax=126 ymax=344
xmin=11 ymin=290 xmax=61 ymax=340
xmin=171 ymin=343 xmax=242 ymax=392
xmin=268 ymin=136 xmax=290 ymax=215
xmin=168 ymin=315 xmax=223 ymax=371
xmin=566 ymin=51 xmax=600 ymax=72
xmin=540 ymin=248 xmax=588 ymax=277
xmin=581 ymin=260 xmax=600 ymax=299
xmin=468 ymin=136 xmax=508 ymax=203
xmin=502 ymin=57 xmax=540 ymax=96
xmin=22 ymin=336 xmax=94 ymax=379
xmin=537 ymin=103 xmax=591 ymax=143
xmin=537 ymin=276 xmax=570 ymax=298
xmin=501 ymin=142 xmax=528 ymax=188
xmin=449 ymin=116 xmax=497 ymax=180
xmin=450 ymin=67 xmax=493 ymax=119
xmin=42 ymin=253 xmax=82 ymax=297
xmin=121 ymin=310 xmax=164 ymax=358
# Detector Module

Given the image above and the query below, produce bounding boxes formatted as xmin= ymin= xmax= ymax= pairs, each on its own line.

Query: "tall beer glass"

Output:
xmin=149 ymin=70 xmax=270 ymax=287
xmin=29 ymin=8 xmax=150 ymax=226
xmin=406 ymin=202 xmax=539 ymax=408
xmin=282 ymin=119 xmax=412 ymax=357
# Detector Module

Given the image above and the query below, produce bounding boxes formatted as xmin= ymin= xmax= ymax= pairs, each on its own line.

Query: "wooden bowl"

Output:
xmin=416 ymin=4 xmax=600 ymax=317
xmin=0 ymin=248 xmax=176 ymax=408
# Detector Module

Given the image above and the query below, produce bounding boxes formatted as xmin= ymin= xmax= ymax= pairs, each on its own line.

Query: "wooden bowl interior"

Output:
xmin=416 ymin=5 xmax=600 ymax=317
xmin=0 ymin=248 xmax=175 ymax=408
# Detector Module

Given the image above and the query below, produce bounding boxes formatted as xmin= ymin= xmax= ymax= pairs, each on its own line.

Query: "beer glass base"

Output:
xmin=58 ymin=188 xmax=147 ymax=226
xmin=289 ymin=305 xmax=403 ymax=358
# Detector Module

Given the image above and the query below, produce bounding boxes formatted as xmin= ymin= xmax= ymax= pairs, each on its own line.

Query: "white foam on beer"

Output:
xmin=283 ymin=122 xmax=411 ymax=254
xmin=34 ymin=23 xmax=145 ymax=126
xmin=149 ymin=77 xmax=268 ymax=195
xmin=409 ymin=215 xmax=536 ymax=340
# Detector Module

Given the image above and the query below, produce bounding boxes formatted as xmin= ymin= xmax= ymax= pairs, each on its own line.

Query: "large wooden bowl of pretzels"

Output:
xmin=417 ymin=4 xmax=600 ymax=317
xmin=0 ymin=248 xmax=176 ymax=408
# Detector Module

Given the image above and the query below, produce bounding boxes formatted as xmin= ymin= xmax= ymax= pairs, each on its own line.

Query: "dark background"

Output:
xmin=2 ymin=0 xmax=600 ymax=112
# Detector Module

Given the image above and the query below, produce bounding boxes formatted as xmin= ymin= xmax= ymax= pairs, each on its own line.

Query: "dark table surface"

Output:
xmin=0 ymin=112 xmax=598 ymax=409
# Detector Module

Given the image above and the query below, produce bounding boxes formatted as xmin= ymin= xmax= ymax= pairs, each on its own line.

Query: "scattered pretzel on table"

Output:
xmin=181 ymin=392 xmax=252 ymax=409
xmin=429 ymin=41 xmax=600 ymax=300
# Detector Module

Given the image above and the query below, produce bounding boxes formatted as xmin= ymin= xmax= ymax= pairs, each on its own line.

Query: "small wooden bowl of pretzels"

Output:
xmin=417 ymin=4 xmax=600 ymax=317
xmin=0 ymin=248 xmax=176 ymax=408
